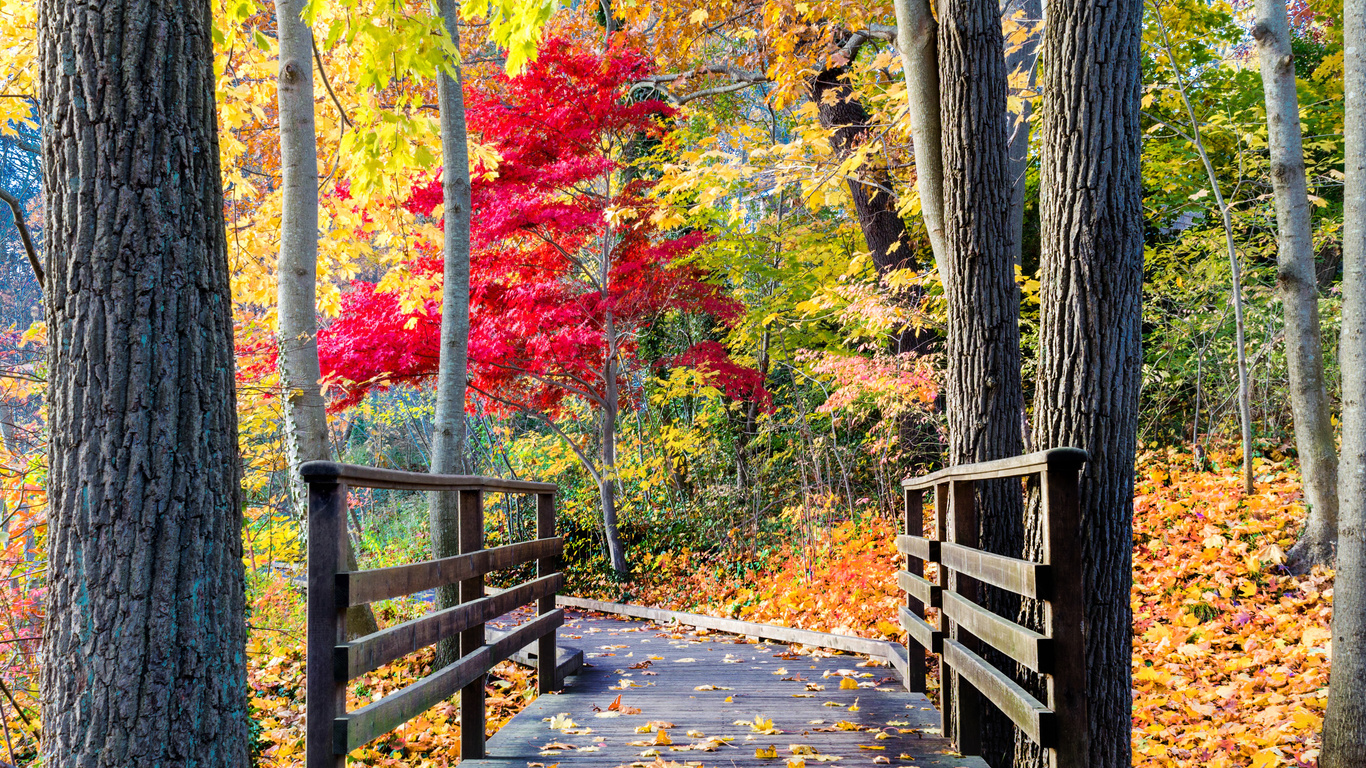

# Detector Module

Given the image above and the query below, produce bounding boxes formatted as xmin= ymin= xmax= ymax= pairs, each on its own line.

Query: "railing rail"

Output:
xmin=303 ymin=461 xmax=563 ymax=768
xmin=897 ymin=447 xmax=1088 ymax=767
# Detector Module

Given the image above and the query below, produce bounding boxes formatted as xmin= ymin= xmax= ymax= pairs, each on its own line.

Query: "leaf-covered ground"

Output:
xmin=592 ymin=450 xmax=1330 ymax=768
xmin=245 ymin=577 xmax=541 ymax=767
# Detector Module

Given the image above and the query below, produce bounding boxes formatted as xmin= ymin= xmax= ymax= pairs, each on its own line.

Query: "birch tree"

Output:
xmin=274 ymin=0 xmax=377 ymax=638
xmin=429 ymin=0 xmax=473 ymax=669
xmin=1321 ymin=0 xmax=1366 ymax=756
xmin=1253 ymin=0 xmax=1339 ymax=571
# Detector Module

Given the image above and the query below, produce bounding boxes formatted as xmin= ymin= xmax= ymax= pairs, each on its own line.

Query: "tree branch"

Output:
xmin=0 ymin=189 xmax=42 ymax=288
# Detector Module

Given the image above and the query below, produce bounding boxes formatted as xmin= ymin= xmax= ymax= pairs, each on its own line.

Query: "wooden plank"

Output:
xmin=899 ymin=605 xmax=941 ymax=653
xmin=306 ymin=482 xmax=347 ymax=768
xmin=340 ymin=574 xmax=563 ymax=679
xmin=460 ymin=489 xmax=486 ymax=760
xmin=300 ymin=460 xmax=556 ymax=494
xmin=553 ymin=596 xmax=897 ymax=658
xmin=935 ymin=482 xmax=953 ymax=741
xmin=1042 ymin=457 xmax=1089 ymax=766
xmin=895 ymin=534 xmax=940 ymax=562
xmin=942 ymin=638 xmax=1055 ymax=748
xmin=536 ymin=492 xmax=558 ymax=694
xmin=939 ymin=591 xmax=1049 ymax=673
xmin=486 ymin=624 xmax=583 ymax=681
xmin=903 ymin=488 xmax=927 ymax=693
xmin=947 ymin=480 xmax=981 ymax=756
xmin=897 ymin=570 xmax=942 ymax=608
xmin=338 ymin=537 xmax=563 ymax=606
xmin=336 ymin=610 xmax=564 ymax=753
xmin=901 ymin=448 xmax=1088 ymax=491
xmin=940 ymin=541 xmax=1050 ymax=600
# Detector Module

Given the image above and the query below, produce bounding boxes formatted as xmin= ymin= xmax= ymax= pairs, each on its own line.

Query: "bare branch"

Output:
xmin=0 ymin=188 xmax=42 ymax=288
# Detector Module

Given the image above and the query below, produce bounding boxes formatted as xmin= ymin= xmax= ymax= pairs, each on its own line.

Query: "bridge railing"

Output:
xmin=898 ymin=448 xmax=1089 ymax=767
xmin=301 ymin=462 xmax=562 ymax=768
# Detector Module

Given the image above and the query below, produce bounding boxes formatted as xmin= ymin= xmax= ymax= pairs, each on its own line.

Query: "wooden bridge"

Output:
xmin=301 ymin=448 xmax=1088 ymax=768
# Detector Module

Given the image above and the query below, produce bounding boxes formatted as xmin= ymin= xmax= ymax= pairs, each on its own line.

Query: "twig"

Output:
xmin=0 ymin=678 xmax=30 ymax=726
xmin=0 ymin=189 xmax=42 ymax=288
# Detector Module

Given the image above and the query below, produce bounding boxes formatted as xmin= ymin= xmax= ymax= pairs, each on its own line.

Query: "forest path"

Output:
xmin=464 ymin=609 xmax=987 ymax=768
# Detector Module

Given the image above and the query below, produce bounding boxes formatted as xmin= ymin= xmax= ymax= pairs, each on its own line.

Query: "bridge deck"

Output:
xmin=465 ymin=609 xmax=987 ymax=768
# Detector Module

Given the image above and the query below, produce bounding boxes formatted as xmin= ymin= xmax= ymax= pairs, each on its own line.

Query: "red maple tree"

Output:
xmin=318 ymin=37 xmax=765 ymax=572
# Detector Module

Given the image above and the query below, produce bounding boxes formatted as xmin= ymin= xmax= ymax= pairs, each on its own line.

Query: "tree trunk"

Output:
xmin=810 ymin=59 xmax=929 ymax=355
xmin=429 ymin=0 xmax=474 ymax=671
xmin=938 ymin=0 xmax=1025 ymax=761
xmin=601 ymin=356 xmax=629 ymax=575
xmin=1004 ymin=0 xmax=1042 ymax=267
xmin=892 ymin=0 xmax=948 ymax=278
xmin=1322 ymin=0 xmax=1366 ymax=756
xmin=1253 ymin=0 xmax=1340 ymax=572
xmin=36 ymin=0 xmax=248 ymax=763
xmin=1026 ymin=0 xmax=1144 ymax=763
xmin=275 ymin=0 xmax=377 ymax=639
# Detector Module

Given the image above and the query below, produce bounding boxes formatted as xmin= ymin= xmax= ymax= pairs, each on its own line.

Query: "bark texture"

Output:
xmin=892 ymin=0 xmax=948 ymax=278
xmin=1322 ymin=0 xmax=1366 ymax=756
xmin=36 ymin=0 xmax=249 ymax=764
xmin=1253 ymin=0 xmax=1340 ymax=572
xmin=429 ymin=0 xmax=474 ymax=671
xmin=938 ymin=0 xmax=1024 ymax=761
xmin=1029 ymin=0 xmax=1143 ymax=764
xmin=275 ymin=0 xmax=377 ymax=640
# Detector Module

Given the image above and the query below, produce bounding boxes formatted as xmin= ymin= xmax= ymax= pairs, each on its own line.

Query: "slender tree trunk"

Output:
xmin=1253 ymin=0 xmax=1340 ymax=572
xmin=1025 ymin=0 xmax=1144 ymax=764
xmin=429 ymin=0 xmax=473 ymax=671
xmin=893 ymin=0 xmax=949 ymax=278
xmin=1004 ymin=0 xmax=1042 ymax=266
xmin=36 ymin=0 xmax=248 ymax=762
xmin=1153 ymin=12 xmax=1255 ymax=495
xmin=275 ymin=0 xmax=377 ymax=639
xmin=938 ymin=0 xmax=1025 ymax=760
xmin=810 ymin=56 xmax=929 ymax=355
xmin=601 ymin=353 xmax=628 ymax=575
xmin=1322 ymin=0 xmax=1366 ymax=756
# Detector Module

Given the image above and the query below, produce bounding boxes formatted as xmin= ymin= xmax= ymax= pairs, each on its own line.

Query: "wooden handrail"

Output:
xmin=899 ymin=447 xmax=1086 ymax=490
xmin=305 ymin=468 xmax=563 ymax=768
xmin=300 ymin=460 xmax=557 ymax=493
xmin=897 ymin=448 xmax=1089 ymax=768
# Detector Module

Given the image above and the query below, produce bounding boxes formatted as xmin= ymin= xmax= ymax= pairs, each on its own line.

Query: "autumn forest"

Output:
xmin=0 ymin=0 xmax=1360 ymax=765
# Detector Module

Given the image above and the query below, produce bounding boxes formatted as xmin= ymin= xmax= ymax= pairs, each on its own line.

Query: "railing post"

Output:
xmin=1043 ymin=455 xmax=1089 ymax=767
xmin=934 ymin=482 xmax=953 ymax=739
xmin=903 ymin=487 xmax=926 ymax=693
xmin=537 ymin=491 xmax=558 ymax=694
xmin=459 ymin=489 xmax=485 ymax=760
xmin=306 ymin=481 xmax=347 ymax=768
xmin=947 ymin=479 xmax=981 ymax=757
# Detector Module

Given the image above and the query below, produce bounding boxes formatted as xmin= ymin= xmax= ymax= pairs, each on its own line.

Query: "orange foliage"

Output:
xmin=1131 ymin=449 xmax=1328 ymax=767
xmin=245 ymin=574 xmax=540 ymax=766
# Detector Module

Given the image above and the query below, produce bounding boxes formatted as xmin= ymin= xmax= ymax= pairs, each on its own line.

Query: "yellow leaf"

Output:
xmin=839 ymin=677 xmax=858 ymax=690
xmin=757 ymin=745 xmax=779 ymax=759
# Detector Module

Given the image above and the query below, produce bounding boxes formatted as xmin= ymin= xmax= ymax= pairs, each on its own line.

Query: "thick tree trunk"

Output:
xmin=892 ymin=0 xmax=948 ymax=278
xmin=1253 ymin=0 xmax=1340 ymax=572
xmin=1026 ymin=0 xmax=1144 ymax=764
xmin=275 ymin=0 xmax=377 ymax=639
xmin=1322 ymin=0 xmax=1366 ymax=756
xmin=429 ymin=0 xmax=473 ymax=671
xmin=36 ymin=0 xmax=248 ymax=763
xmin=938 ymin=0 xmax=1024 ymax=761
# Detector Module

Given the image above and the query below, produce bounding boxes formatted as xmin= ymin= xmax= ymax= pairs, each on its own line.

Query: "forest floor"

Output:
xmin=241 ymin=449 xmax=1329 ymax=768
